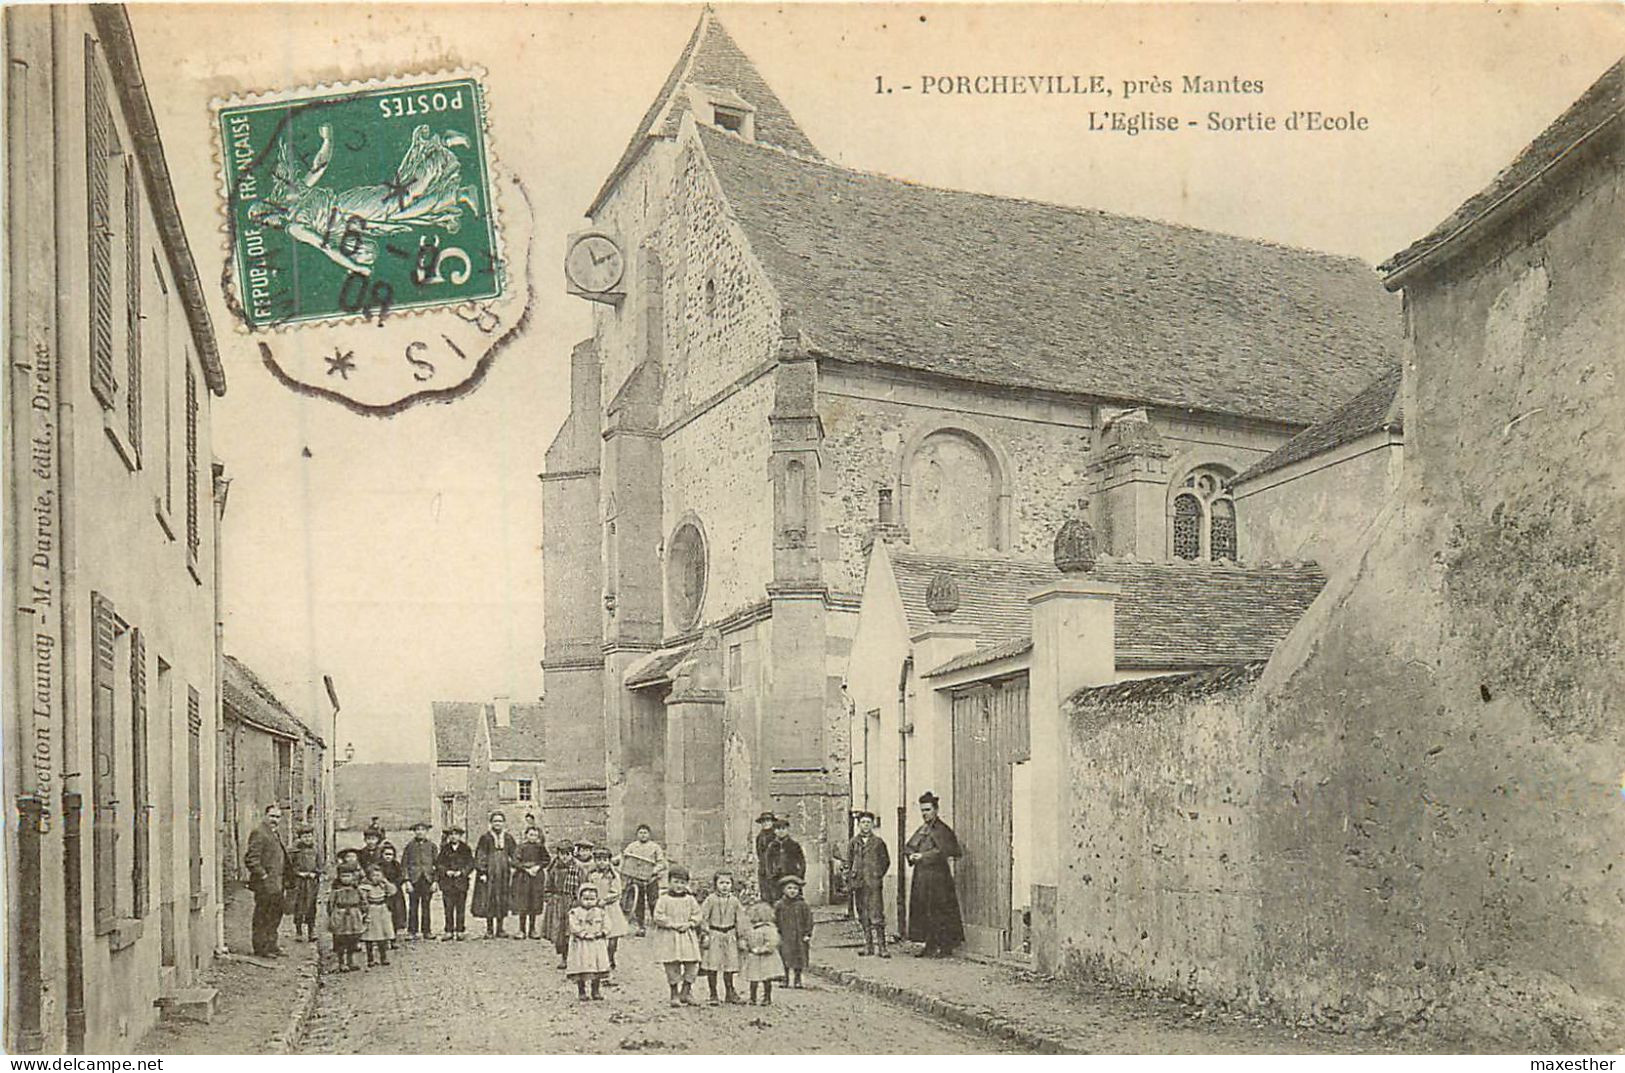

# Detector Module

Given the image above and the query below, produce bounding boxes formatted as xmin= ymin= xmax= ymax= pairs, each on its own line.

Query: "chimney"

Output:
xmin=494 ymin=695 xmax=512 ymax=728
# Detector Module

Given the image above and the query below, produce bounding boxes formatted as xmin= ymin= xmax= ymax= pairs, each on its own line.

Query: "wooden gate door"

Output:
xmin=950 ymin=676 xmax=1030 ymax=956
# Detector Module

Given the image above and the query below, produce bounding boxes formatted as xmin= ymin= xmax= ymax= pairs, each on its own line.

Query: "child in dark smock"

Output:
xmin=328 ymin=870 xmax=366 ymax=972
xmin=541 ymin=839 xmax=588 ymax=968
xmin=287 ymin=826 xmax=321 ymax=942
xmin=510 ymin=827 xmax=550 ymax=939
xmin=774 ymin=875 xmax=814 ymax=988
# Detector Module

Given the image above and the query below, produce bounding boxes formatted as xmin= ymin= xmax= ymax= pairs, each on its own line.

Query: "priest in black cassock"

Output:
xmin=904 ymin=791 xmax=964 ymax=957
xmin=472 ymin=810 xmax=518 ymax=938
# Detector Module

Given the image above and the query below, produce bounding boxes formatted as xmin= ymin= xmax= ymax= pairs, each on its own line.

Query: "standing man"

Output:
xmin=401 ymin=821 xmax=439 ymax=939
xmin=904 ymin=791 xmax=964 ymax=957
xmin=765 ymin=817 xmax=806 ymax=894
xmin=843 ymin=810 xmax=892 ymax=957
xmin=243 ymin=804 xmax=291 ymax=957
xmin=752 ymin=812 xmax=777 ymax=901
xmin=472 ymin=810 xmax=517 ymax=938
xmin=436 ymin=825 xmax=475 ymax=941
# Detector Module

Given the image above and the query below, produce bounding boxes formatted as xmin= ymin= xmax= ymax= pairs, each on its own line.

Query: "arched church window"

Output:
xmin=667 ymin=520 xmax=708 ymax=630
xmin=1170 ymin=466 xmax=1238 ymax=561
xmin=908 ymin=429 xmax=999 ymax=553
xmin=1210 ymin=500 xmax=1237 ymax=561
xmin=1173 ymin=494 xmax=1201 ymax=561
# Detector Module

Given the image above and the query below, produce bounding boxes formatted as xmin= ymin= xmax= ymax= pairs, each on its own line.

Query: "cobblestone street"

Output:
xmin=299 ymin=928 xmax=1011 ymax=1054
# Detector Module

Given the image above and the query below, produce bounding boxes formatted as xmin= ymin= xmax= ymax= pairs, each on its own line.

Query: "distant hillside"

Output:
xmin=335 ymin=762 xmax=431 ymax=834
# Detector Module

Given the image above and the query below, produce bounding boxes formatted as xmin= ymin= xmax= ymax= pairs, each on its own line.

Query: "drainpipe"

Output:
xmin=51 ymin=5 xmax=86 ymax=1047
xmin=895 ymin=656 xmax=911 ymax=940
xmin=212 ymin=463 xmax=229 ymax=956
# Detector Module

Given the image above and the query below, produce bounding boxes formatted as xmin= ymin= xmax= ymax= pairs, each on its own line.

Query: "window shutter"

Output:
xmin=125 ymin=158 xmax=142 ymax=464
xmin=187 ymin=687 xmax=203 ymax=901
xmin=84 ymin=37 xmax=117 ymax=410
xmin=130 ymin=629 xmax=148 ymax=918
xmin=185 ymin=363 xmax=199 ymax=561
xmin=498 ymin=778 xmax=518 ymax=802
xmin=90 ymin=593 xmax=118 ymax=933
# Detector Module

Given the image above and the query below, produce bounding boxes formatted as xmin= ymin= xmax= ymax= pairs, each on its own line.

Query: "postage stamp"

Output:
xmin=217 ymin=74 xmax=502 ymax=330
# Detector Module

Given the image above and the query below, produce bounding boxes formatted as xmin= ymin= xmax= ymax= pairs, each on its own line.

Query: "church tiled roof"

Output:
xmin=1381 ymin=57 xmax=1623 ymax=283
xmin=701 ymin=125 xmax=1402 ymax=426
xmin=890 ymin=550 xmax=1326 ymax=672
xmin=1237 ymin=363 xmax=1403 ymax=483
xmin=587 ymin=10 xmax=821 ymax=216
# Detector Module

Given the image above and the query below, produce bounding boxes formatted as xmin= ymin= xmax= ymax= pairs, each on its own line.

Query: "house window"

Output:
xmin=517 ymin=779 xmax=533 ymax=802
xmin=440 ymin=795 xmax=456 ymax=830
xmin=90 ymin=593 xmax=122 ymax=933
xmin=1170 ymin=466 xmax=1238 ymax=561
xmin=728 ymin=644 xmax=743 ymax=689
xmin=276 ymin=740 xmax=293 ymax=809
xmin=124 ymin=157 xmax=142 ymax=466
xmin=187 ymin=687 xmax=203 ymax=907
xmin=130 ymin=628 xmax=148 ymax=919
xmin=712 ymin=105 xmax=747 ymax=133
xmin=85 ymin=36 xmax=119 ymax=413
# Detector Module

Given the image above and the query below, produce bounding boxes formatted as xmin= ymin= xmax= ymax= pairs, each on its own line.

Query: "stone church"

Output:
xmin=541 ymin=9 xmax=1402 ymax=899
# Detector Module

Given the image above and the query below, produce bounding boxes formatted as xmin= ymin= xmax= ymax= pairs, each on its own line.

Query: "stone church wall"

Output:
xmin=1055 ymin=143 xmax=1625 ymax=1049
xmin=818 ymin=371 xmax=1095 ymax=593
xmin=663 ymin=374 xmax=776 ymax=628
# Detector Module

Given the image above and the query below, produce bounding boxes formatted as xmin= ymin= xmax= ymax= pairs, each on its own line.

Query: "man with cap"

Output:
xmin=843 ymin=810 xmax=892 ymax=957
xmin=752 ymin=811 xmax=777 ymax=899
xmin=436 ymin=825 xmax=475 ymax=940
xmin=904 ymin=791 xmax=965 ymax=957
xmin=472 ymin=810 xmax=518 ymax=938
xmin=401 ymin=820 xmax=439 ymax=939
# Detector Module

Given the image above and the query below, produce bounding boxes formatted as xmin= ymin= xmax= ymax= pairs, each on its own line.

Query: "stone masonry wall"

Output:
xmin=663 ymin=374 xmax=775 ymax=627
xmin=1056 ymin=143 xmax=1625 ymax=1049
xmin=819 ymin=369 xmax=1290 ymax=594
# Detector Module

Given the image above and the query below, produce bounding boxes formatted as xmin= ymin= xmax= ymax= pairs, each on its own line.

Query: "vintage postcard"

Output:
xmin=3 ymin=1 xmax=1622 ymax=1060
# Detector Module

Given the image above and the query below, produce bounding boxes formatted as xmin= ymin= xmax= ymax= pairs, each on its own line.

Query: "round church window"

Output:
xmin=667 ymin=520 xmax=708 ymax=630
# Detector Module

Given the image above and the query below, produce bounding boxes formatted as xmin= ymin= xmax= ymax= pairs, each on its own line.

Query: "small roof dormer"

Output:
xmin=586 ymin=7 xmax=821 ymax=217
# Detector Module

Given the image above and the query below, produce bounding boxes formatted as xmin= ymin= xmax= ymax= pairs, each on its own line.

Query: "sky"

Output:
xmin=129 ymin=3 xmax=1624 ymax=763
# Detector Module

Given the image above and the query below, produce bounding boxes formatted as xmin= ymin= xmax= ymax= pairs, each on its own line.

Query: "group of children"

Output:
xmin=313 ymin=819 xmax=819 ymax=1006
xmin=649 ymin=865 xmax=813 ymax=1008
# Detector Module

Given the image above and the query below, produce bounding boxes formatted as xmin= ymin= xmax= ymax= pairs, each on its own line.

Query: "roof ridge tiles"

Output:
xmin=696 ymin=125 xmax=1381 ymax=271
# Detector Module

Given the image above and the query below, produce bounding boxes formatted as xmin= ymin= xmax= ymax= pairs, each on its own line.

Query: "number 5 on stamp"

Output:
xmin=217 ymin=74 xmax=501 ymax=330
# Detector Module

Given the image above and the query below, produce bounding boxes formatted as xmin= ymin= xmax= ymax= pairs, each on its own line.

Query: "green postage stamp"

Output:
xmin=218 ymin=74 xmax=502 ymax=329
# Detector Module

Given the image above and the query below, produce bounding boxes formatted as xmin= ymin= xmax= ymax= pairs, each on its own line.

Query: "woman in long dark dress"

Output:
xmin=904 ymin=791 xmax=965 ymax=957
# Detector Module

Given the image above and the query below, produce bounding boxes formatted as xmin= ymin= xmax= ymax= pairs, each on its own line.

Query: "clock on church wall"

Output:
xmin=564 ymin=230 xmax=626 ymax=303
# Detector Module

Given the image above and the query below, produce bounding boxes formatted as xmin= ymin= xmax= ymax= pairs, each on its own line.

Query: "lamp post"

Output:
xmin=322 ymin=675 xmax=341 ymax=863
